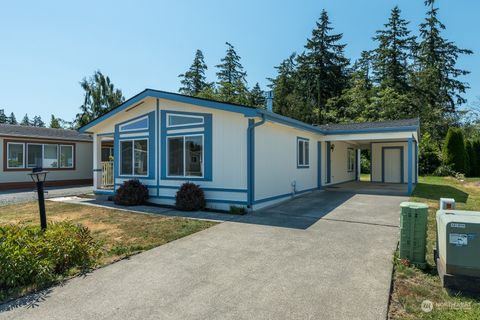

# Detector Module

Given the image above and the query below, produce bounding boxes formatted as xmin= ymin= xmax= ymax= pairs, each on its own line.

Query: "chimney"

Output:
xmin=266 ymin=91 xmax=273 ymax=112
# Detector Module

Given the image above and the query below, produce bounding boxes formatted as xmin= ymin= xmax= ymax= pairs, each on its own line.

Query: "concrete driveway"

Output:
xmin=0 ymin=190 xmax=406 ymax=320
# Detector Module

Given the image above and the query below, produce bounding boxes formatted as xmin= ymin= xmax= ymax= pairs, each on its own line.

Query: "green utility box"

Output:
xmin=399 ymin=202 xmax=429 ymax=268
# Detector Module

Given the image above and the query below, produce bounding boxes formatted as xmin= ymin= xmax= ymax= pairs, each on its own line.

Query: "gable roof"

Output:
xmin=78 ymin=88 xmax=419 ymax=136
xmin=0 ymin=124 xmax=92 ymax=142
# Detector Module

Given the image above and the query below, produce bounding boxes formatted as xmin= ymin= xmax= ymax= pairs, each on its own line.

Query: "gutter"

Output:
xmin=247 ymin=113 xmax=266 ymax=208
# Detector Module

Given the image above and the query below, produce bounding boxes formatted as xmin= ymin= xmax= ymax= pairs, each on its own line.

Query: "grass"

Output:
xmin=0 ymin=200 xmax=217 ymax=302
xmin=360 ymin=173 xmax=371 ymax=181
xmin=388 ymin=176 xmax=480 ymax=319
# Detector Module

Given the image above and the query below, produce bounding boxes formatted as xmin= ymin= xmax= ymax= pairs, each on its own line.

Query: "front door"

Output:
xmin=383 ymin=148 xmax=402 ymax=183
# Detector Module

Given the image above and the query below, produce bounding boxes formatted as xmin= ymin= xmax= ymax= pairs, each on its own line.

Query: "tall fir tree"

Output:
xmin=296 ymin=10 xmax=350 ymax=124
xmin=415 ymin=0 xmax=472 ymax=140
xmin=371 ymin=6 xmax=415 ymax=94
xmin=248 ymin=83 xmax=265 ymax=108
xmin=20 ymin=114 xmax=30 ymax=126
xmin=50 ymin=115 xmax=61 ymax=128
xmin=0 ymin=109 xmax=6 ymax=124
xmin=8 ymin=112 xmax=17 ymax=125
xmin=215 ymin=42 xmax=249 ymax=104
xmin=178 ymin=50 xmax=210 ymax=96
xmin=32 ymin=115 xmax=45 ymax=127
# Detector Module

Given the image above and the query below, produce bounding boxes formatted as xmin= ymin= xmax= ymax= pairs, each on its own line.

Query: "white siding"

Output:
xmin=325 ymin=141 xmax=357 ymax=185
xmin=371 ymin=141 xmax=412 ymax=183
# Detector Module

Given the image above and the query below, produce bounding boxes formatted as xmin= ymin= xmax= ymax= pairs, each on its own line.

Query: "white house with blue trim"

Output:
xmin=79 ymin=89 xmax=419 ymax=211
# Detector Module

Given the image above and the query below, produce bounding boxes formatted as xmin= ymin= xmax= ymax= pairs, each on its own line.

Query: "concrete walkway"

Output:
xmin=0 ymin=190 xmax=406 ymax=320
xmin=0 ymin=186 xmax=93 ymax=206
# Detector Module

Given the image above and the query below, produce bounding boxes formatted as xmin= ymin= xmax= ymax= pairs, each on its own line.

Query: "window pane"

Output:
xmin=305 ymin=142 xmax=309 ymax=165
xmin=120 ymin=141 xmax=133 ymax=175
xmin=43 ymin=145 xmax=58 ymax=168
xmin=185 ymin=136 xmax=203 ymax=176
xmin=8 ymin=143 xmax=24 ymax=168
xmin=168 ymin=137 xmax=184 ymax=176
xmin=134 ymin=140 xmax=148 ymax=175
xmin=298 ymin=141 xmax=304 ymax=165
xmin=27 ymin=144 xmax=42 ymax=168
xmin=60 ymin=146 xmax=73 ymax=168
xmin=168 ymin=114 xmax=203 ymax=127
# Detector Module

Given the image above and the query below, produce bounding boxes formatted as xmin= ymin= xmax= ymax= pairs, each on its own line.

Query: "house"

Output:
xmin=79 ymin=89 xmax=419 ymax=211
xmin=0 ymin=124 xmax=93 ymax=190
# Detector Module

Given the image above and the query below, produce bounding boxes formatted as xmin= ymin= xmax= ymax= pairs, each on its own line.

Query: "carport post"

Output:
xmin=407 ymin=138 xmax=413 ymax=195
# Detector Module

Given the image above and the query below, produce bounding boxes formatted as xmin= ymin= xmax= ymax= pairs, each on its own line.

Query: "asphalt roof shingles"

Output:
xmin=0 ymin=124 xmax=92 ymax=142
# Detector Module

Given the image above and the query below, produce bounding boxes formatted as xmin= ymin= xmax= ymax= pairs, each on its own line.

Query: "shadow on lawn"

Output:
xmin=413 ymin=183 xmax=469 ymax=204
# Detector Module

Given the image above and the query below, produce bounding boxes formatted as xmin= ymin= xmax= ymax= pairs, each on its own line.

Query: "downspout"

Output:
xmin=247 ymin=113 xmax=266 ymax=209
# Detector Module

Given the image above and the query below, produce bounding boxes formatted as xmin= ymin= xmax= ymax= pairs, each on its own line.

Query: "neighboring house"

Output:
xmin=79 ymin=89 xmax=419 ymax=211
xmin=0 ymin=124 xmax=93 ymax=190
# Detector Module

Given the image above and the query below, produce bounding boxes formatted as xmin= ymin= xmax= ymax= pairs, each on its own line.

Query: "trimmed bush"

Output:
xmin=433 ymin=164 xmax=456 ymax=177
xmin=175 ymin=183 xmax=205 ymax=211
xmin=114 ymin=180 xmax=149 ymax=206
xmin=419 ymin=132 xmax=441 ymax=175
xmin=0 ymin=222 xmax=100 ymax=291
xmin=229 ymin=205 xmax=246 ymax=215
xmin=442 ymin=128 xmax=467 ymax=174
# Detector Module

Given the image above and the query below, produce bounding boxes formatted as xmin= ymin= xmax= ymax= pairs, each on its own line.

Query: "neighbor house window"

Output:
xmin=4 ymin=141 xmax=74 ymax=170
xmin=120 ymin=139 xmax=148 ymax=176
xmin=167 ymin=134 xmax=203 ymax=177
xmin=7 ymin=143 xmax=24 ymax=168
xmin=347 ymin=148 xmax=355 ymax=172
xmin=297 ymin=138 xmax=309 ymax=168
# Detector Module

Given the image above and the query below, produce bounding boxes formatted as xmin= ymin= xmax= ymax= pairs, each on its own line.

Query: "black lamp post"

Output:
xmin=28 ymin=167 xmax=49 ymax=230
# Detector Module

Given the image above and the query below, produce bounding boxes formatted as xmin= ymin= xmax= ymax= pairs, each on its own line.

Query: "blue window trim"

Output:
xmin=381 ymin=146 xmax=404 ymax=183
xmin=297 ymin=137 xmax=310 ymax=168
xmin=114 ymin=111 xmax=156 ymax=181
xmin=160 ymin=110 xmax=212 ymax=181
xmin=119 ymin=115 xmax=149 ymax=132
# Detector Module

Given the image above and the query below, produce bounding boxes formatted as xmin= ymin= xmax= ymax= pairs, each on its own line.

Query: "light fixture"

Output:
xmin=330 ymin=143 xmax=335 ymax=151
xmin=28 ymin=167 xmax=49 ymax=230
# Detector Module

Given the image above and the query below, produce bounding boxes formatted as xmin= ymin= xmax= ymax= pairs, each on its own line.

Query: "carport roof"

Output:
xmin=318 ymin=118 xmax=419 ymax=134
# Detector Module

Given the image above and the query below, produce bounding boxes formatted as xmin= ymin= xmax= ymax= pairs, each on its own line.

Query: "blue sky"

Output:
xmin=0 ymin=0 xmax=478 ymax=123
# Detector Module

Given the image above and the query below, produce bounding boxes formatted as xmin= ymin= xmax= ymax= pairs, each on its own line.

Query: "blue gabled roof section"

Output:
xmin=78 ymin=88 xmax=420 ymax=137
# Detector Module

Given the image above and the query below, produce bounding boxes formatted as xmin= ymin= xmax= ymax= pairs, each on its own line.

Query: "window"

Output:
xmin=119 ymin=116 xmax=149 ymax=132
xmin=347 ymin=148 xmax=355 ymax=172
xmin=297 ymin=138 xmax=309 ymax=167
xmin=60 ymin=145 xmax=74 ymax=168
xmin=120 ymin=139 xmax=148 ymax=176
xmin=167 ymin=114 xmax=204 ymax=128
xmin=7 ymin=143 xmax=24 ymax=168
xmin=27 ymin=144 xmax=43 ymax=168
xmin=167 ymin=135 xmax=203 ymax=177
xmin=43 ymin=144 xmax=58 ymax=168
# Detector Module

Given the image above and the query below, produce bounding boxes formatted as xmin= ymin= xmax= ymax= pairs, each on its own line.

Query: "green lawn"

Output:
xmin=389 ymin=176 xmax=480 ymax=319
xmin=0 ymin=201 xmax=217 ymax=302
xmin=360 ymin=173 xmax=371 ymax=181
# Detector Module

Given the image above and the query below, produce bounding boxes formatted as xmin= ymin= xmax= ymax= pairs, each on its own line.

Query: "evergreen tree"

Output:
xmin=371 ymin=6 xmax=415 ymax=93
xmin=179 ymin=50 xmax=211 ymax=96
xmin=75 ymin=70 xmax=125 ymax=128
xmin=50 ymin=115 xmax=61 ymax=128
xmin=296 ymin=10 xmax=350 ymax=124
xmin=0 ymin=109 xmax=6 ymax=124
xmin=442 ymin=128 xmax=467 ymax=173
xmin=416 ymin=0 xmax=472 ymax=140
xmin=32 ymin=116 xmax=45 ymax=127
xmin=269 ymin=53 xmax=300 ymax=118
xmin=473 ymin=140 xmax=480 ymax=177
xmin=248 ymin=83 xmax=265 ymax=108
xmin=465 ymin=140 xmax=476 ymax=177
xmin=20 ymin=114 xmax=30 ymax=126
xmin=8 ymin=112 xmax=17 ymax=125
xmin=215 ymin=42 xmax=248 ymax=103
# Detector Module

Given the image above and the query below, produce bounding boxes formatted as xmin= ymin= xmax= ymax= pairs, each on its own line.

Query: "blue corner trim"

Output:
xmin=160 ymin=110 xmax=212 ymax=181
xmin=317 ymin=141 xmax=322 ymax=189
xmin=408 ymin=138 xmax=413 ymax=194
xmin=326 ymin=141 xmax=331 ymax=184
xmin=381 ymin=146 xmax=404 ymax=183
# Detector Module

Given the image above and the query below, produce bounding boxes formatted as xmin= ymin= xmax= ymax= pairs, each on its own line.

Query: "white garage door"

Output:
xmin=384 ymin=148 xmax=402 ymax=183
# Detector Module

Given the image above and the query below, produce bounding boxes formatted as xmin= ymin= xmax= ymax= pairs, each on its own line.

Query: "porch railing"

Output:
xmin=101 ymin=161 xmax=114 ymax=188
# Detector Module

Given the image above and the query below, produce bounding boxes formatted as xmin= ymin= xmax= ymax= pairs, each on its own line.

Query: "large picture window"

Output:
xmin=167 ymin=135 xmax=203 ymax=177
xmin=7 ymin=143 xmax=24 ymax=168
xmin=297 ymin=138 xmax=309 ymax=168
xmin=348 ymin=148 xmax=355 ymax=172
xmin=4 ymin=141 xmax=74 ymax=170
xmin=120 ymin=139 xmax=148 ymax=176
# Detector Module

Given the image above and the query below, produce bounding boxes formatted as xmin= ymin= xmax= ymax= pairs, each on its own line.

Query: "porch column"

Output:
xmin=407 ymin=137 xmax=413 ymax=194
xmin=356 ymin=149 xmax=361 ymax=181
xmin=92 ymin=134 xmax=102 ymax=190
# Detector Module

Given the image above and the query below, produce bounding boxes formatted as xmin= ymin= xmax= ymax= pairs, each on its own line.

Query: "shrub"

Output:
xmin=229 ymin=205 xmax=246 ymax=215
xmin=419 ymin=132 xmax=441 ymax=175
xmin=0 ymin=222 xmax=100 ymax=291
xmin=433 ymin=164 xmax=456 ymax=177
xmin=474 ymin=140 xmax=480 ymax=177
xmin=114 ymin=180 xmax=149 ymax=206
xmin=360 ymin=151 xmax=371 ymax=174
xmin=465 ymin=140 xmax=475 ymax=177
xmin=175 ymin=183 xmax=205 ymax=211
xmin=442 ymin=128 xmax=467 ymax=174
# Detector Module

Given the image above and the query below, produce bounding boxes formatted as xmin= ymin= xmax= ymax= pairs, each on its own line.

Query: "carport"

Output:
xmin=321 ymin=119 xmax=419 ymax=195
